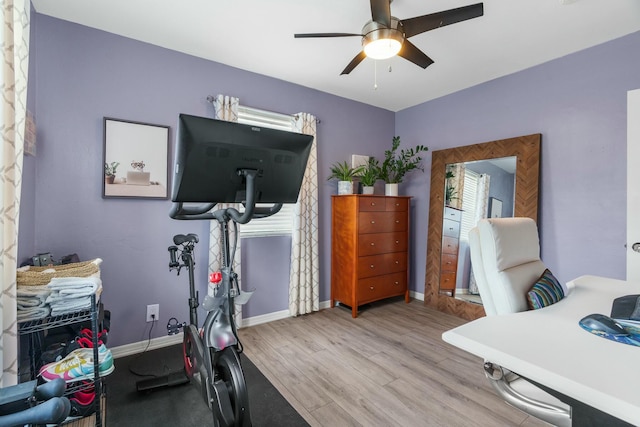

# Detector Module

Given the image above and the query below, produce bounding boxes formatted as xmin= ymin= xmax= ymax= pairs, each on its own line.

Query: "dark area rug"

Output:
xmin=105 ymin=344 xmax=309 ymax=427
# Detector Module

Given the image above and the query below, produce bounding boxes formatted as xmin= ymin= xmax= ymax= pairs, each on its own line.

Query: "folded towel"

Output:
xmin=17 ymin=286 xmax=49 ymax=297
xmin=17 ymin=306 xmax=51 ymax=322
xmin=50 ymin=298 xmax=92 ymax=316
xmin=17 ymin=297 xmax=47 ymax=309
xmin=47 ymin=276 xmax=101 ymax=290
xmin=46 ymin=278 xmax=101 ymax=303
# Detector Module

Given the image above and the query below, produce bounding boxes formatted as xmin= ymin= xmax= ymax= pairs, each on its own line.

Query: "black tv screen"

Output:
xmin=171 ymin=114 xmax=313 ymax=204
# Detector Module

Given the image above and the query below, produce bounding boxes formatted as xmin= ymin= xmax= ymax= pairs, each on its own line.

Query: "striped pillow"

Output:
xmin=526 ymin=269 xmax=565 ymax=310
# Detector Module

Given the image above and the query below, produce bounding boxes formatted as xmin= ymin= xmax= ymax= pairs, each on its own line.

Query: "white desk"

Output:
xmin=442 ymin=275 xmax=640 ymax=426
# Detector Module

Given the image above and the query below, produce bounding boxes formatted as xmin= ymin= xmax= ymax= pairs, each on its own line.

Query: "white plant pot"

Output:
xmin=362 ymin=186 xmax=375 ymax=195
xmin=385 ymin=183 xmax=399 ymax=196
xmin=337 ymin=181 xmax=353 ymax=195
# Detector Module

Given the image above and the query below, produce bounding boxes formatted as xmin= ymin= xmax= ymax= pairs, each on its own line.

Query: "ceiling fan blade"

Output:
xmin=370 ymin=0 xmax=391 ymax=27
xmin=398 ymin=40 xmax=434 ymax=69
xmin=294 ymin=32 xmax=361 ymax=38
xmin=341 ymin=51 xmax=367 ymax=75
xmin=401 ymin=3 xmax=484 ymax=38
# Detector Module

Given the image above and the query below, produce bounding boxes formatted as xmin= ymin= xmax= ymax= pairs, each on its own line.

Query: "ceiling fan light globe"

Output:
xmin=364 ymin=38 xmax=402 ymax=59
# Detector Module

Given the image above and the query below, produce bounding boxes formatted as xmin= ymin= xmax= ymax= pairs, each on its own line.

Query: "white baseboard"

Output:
xmin=410 ymin=290 xmax=425 ymax=301
xmin=112 ymin=299 xmax=334 ymax=359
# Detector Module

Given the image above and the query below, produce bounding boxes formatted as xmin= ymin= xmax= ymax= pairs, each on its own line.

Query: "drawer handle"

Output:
xmin=370 ymin=202 xmax=376 ymax=206
xmin=395 ymin=220 xmax=400 ymax=224
xmin=395 ymin=240 xmax=399 ymax=244
xmin=370 ymin=286 xmax=375 ymax=290
xmin=370 ymin=265 xmax=375 ymax=268
xmin=395 ymin=260 xmax=399 ymax=264
xmin=394 ymin=281 xmax=399 ymax=285
xmin=449 ymin=227 xmax=454 ymax=231
xmin=371 ymin=220 xmax=375 ymax=224
xmin=370 ymin=242 xmax=375 ymax=246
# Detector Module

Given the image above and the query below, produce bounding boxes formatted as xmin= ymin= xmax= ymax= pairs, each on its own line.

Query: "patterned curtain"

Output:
xmin=288 ymin=113 xmax=319 ymax=316
xmin=446 ymin=163 xmax=465 ymax=210
xmin=208 ymin=95 xmax=244 ymax=326
xmin=1 ymin=0 xmax=30 ymax=387
xmin=469 ymin=174 xmax=491 ymax=295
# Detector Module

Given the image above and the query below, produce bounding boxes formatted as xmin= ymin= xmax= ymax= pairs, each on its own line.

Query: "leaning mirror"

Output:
xmin=424 ymin=134 xmax=541 ymax=320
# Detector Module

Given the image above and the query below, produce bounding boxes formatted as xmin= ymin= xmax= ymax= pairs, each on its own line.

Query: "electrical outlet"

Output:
xmin=146 ymin=304 xmax=159 ymax=322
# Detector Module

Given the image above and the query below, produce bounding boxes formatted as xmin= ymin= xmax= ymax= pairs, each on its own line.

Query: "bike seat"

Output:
xmin=173 ymin=233 xmax=199 ymax=245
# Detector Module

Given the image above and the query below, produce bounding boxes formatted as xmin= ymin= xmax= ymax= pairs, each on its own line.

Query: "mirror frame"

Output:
xmin=424 ymin=134 xmax=541 ymax=320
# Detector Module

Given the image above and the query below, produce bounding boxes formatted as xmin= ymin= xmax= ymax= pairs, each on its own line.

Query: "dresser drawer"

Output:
xmin=441 ymin=253 xmax=458 ymax=273
xmin=440 ymin=272 xmax=456 ymax=291
xmin=385 ymin=198 xmax=407 ymax=212
xmin=444 ymin=206 xmax=462 ymax=222
xmin=442 ymin=236 xmax=459 ymax=255
xmin=359 ymin=212 xmax=407 ymax=234
xmin=358 ymin=272 xmax=407 ymax=304
xmin=443 ymin=218 xmax=460 ymax=238
xmin=359 ymin=197 xmax=386 ymax=212
xmin=358 ymin=232 xmax=407 ymax=256
xmin=358 ymin=252 xmax=407 ymax=279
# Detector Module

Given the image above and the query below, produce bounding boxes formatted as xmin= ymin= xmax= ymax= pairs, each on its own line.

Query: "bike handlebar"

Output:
xmin=0 ymin=396 xmax=70 ymax=426
xmin=169 ymin=169 xmax=283 ymax=223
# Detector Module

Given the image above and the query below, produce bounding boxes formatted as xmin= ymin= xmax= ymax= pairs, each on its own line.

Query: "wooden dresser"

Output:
xmin=331 ymin=195 xmax=411 ymax=318
xmin=440 ymin=206 xmax=462 ymax=297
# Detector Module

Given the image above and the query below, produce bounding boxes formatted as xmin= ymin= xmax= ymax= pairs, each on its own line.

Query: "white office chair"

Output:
xmin=468 ymin=217 xmax=571 ymax=427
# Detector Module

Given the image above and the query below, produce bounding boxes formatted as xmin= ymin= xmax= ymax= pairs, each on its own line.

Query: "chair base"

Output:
xmin=484 ymin=362 xmax=571 ymax=427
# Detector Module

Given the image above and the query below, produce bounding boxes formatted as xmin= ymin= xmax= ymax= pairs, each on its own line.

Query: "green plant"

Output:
xmin=358 ymin=157 xmax=380 ymax=186
xmin=379 ymin=136 xmax=429 ymax=183
xmin=104 ymin=161 xmax=119 ymax=177
xmin=445 ymin=168 xmax=458 ymax=205
xmin=328 ymin=161 xmax=364 ymax=182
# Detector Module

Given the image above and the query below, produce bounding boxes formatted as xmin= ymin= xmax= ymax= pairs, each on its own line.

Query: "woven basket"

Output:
xmin=17 ymin=259 xmax=101 ymax=287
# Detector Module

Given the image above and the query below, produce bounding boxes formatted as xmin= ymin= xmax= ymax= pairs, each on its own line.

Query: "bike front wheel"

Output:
xmin=212 ymin=346 xmax=251 ymax=427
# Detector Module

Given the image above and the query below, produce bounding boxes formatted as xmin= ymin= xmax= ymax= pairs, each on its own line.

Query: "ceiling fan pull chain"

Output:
xmin=374 ymin=59 xmax=378 ymax=90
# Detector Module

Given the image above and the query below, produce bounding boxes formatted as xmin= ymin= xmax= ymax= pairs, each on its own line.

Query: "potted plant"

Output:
xmin=104 ymin=161 xmax=119 ymax=184
xmin=379 ymin=136 xmax=429 ymax=196
xmin=328 ymin=161 xmax=364 ymax=195
xmin=357 ymin=157 xmax=380 ymax=195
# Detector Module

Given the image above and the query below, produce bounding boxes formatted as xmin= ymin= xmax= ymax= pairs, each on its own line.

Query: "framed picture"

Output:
xmin=489 ymin=197 xmax=503 ymax=218
xmin=102 ymin=118 xmax=170 ymax=199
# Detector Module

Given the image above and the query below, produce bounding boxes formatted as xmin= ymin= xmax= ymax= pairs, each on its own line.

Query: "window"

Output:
xmin=459 ymin=169 xmax=480 ymax=242
xmin=237 ymin=106 xmax=297 ymax=238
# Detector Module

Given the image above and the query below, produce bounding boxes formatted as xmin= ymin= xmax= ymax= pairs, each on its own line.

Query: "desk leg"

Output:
xmin=529 ymin=378 xmax=634 ymax=427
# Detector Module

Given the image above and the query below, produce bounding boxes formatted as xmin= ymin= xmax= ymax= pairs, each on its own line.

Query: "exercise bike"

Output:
xmin=138 ymin=169 xmax=283 ymax=426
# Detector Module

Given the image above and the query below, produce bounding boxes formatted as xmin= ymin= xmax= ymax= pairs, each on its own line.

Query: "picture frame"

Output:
xmin=489 ymin=197 xmax=503 ymax=218
xmin=102 ymin=118 xmax=170 ymax=199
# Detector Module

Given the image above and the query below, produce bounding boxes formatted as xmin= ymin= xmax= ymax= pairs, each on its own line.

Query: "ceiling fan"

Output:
xmin=294 ymin=0 xmax=484 ymax=75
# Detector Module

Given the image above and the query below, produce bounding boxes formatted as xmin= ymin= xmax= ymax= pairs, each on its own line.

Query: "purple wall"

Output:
xmin=27 ymin=14 xmax=395 ymax=347
xmin=25 ymin=10 xmax=640 ymax=348
xmin=397 ymin=31 xmax=640 ymax=292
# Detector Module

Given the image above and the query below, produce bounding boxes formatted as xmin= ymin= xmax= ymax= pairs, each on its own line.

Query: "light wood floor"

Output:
xmin=239 ymin=298 xmax=549 ymax=427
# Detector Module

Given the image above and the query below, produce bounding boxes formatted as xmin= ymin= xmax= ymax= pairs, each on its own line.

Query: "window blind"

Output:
xmin=237 ymin=106 xmax=296 ymax=238
xmin=459 ymin=169 xmax=480 ymax=242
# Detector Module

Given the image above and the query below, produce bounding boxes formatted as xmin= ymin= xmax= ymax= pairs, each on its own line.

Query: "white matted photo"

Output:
xmin=489 ymin=197 xmax=503 ymax=218
xmin=103 ymin=118 xmax=170 ymax=199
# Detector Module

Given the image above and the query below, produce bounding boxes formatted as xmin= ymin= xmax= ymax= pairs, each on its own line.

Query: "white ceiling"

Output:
xmin=31 ymin=0 xmax=640 ymax=112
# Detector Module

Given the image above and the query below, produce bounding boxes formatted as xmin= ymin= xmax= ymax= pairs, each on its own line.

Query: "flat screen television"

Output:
xmin=171 ymin=114 xmax=313 ymax=205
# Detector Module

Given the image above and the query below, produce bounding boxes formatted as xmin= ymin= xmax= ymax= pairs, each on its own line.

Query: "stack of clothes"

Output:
xmin=16 ymin=258 xmax=103 ymax=322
